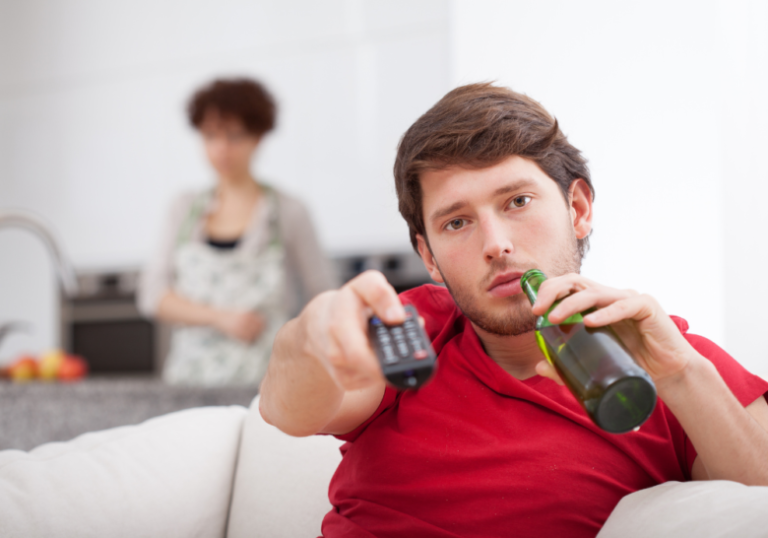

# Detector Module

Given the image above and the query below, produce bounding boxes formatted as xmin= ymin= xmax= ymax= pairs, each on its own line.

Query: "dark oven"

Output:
xmin=59 ymin=270 xmax=165 ymax=374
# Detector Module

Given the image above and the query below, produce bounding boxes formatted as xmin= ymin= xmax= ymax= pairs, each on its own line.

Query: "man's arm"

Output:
xmin=259 ymin=271 xmax=405 ymax=437
xmin=533 ymin=273 xmax=768 ymax=486
xmin=664 ymin=363 xmax=768 ymax=484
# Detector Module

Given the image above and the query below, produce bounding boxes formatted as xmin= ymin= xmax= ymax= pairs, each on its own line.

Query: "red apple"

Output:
xmin=57 ymin=355 xmax=88 ymax=381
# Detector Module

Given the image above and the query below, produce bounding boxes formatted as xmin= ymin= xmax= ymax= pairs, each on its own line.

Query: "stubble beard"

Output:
xmin=438 ymin=232 xmax=582 ymax=337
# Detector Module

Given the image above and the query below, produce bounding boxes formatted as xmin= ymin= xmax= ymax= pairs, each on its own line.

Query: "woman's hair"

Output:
xmin=394 ymin=82 xmax=594 ymax=257
xmin=187 ymin=78 xmax=276 ymax=136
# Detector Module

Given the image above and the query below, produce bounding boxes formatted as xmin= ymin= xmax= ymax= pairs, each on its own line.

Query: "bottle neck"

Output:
xmin=521 ymin=268 xmax=585 ymax=327
xmin=521 ymin=269 xmax=547 ymax=306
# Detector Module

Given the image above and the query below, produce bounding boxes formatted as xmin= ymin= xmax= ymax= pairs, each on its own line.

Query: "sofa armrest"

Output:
xmin=227 ymin=396 xmax=344 ymax=538
xmin=0 ymin=405 xmax=247 ymax=538
xmin=598 ymin=480 xmax=768 ymax=538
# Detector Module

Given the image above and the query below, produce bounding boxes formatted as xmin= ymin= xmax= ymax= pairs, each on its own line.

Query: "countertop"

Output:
xmin=0 ymin=375 xmax=258 ymax=451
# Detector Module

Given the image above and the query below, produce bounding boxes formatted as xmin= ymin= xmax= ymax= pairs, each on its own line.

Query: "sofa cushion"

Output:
xmin=598 ymin=480 xmax=768 ymax=538
xmin=227 ymin=396 xmax=344 ymax=538
xmin=0 ymin=405 xmax=247 ymax=538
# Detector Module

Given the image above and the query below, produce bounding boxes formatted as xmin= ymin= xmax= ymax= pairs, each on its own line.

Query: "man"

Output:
xmin=260 ymin=83 xmax=768 ymax=537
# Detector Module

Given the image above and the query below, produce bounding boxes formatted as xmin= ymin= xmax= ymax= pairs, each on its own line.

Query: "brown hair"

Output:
xmin=188 ymin=78 xmax=276 ymax=136
xmin=394 ymin=82 xmax=594 ymax=258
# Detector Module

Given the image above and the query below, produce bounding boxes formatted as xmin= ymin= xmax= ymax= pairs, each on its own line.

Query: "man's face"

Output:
xmin=416 ymin=156 xmax=592 ymax=336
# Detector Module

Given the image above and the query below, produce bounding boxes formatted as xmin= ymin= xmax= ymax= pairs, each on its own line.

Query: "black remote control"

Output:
xmin=369 ymin=304 xmax=437 ymax=390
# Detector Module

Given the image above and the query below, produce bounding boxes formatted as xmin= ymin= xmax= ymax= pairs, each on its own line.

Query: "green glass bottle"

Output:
xmin=520 ymin=269 xmax=657 ymax=433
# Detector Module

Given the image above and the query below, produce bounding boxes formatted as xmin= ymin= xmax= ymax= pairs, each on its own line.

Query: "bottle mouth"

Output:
xmin=520 ymin=269 xmax=547 ymax=304
xmin=520 ymin=269 xmax=546 ymax=289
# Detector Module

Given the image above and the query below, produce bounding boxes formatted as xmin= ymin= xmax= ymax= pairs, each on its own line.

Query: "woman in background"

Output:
xmin=138 ymin=78 xmax=336 ymax=386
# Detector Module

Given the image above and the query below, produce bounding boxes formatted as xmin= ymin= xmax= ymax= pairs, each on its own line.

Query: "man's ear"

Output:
xmin=416 ymin=234 xmax=444 ymax=284
xmin=568 ymin=179 xmax=593 ymax=240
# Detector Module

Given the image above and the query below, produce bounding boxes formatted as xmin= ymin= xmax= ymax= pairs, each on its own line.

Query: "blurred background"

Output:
xmin=1 ymin=0 xmax=767 ymax=446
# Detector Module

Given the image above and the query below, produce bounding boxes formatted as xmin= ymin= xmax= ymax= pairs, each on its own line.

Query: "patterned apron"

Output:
xmin=163 ymin=187 xmax=287 ymax=386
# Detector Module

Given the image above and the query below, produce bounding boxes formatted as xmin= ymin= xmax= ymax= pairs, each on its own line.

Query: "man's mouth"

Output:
xmin=487 ymin=272 xmax=524 ymax=298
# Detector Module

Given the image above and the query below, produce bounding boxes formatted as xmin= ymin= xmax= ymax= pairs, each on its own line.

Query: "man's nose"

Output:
xmin=479 ymin=216 xmax=514 ymax=261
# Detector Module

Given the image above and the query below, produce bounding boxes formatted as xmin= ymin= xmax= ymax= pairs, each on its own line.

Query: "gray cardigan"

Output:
xmin=137 ymin=187 xmax=337 ymax=319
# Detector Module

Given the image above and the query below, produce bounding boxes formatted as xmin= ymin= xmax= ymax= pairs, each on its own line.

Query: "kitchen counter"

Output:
xmin=0 ymin=376 xmax=258 ymax=451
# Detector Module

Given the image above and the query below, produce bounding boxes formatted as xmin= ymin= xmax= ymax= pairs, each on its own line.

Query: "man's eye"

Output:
xmin=446 ymin=219 xmax=465 ymax=230
xmin=510 ymin=196 xmax=531 ymax=208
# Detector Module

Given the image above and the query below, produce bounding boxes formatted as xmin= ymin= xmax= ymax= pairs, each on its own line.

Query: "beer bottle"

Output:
xmin=520 ymin=269 xmax=657 ymax=433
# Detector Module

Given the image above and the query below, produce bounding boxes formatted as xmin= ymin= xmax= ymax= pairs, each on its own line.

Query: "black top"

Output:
xmin=206 ymin=237 xmax=241 ymax=250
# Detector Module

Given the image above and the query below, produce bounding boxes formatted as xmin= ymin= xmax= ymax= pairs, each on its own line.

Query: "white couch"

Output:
xmin=1 ymin=397 xmax=767 ymax=538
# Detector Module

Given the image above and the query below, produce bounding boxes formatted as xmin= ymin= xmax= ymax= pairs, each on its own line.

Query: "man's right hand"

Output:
xmin=298 ymin=270 xmax=407 ymax=390
xmin=259 ymin=270 xmax=406 ymax=437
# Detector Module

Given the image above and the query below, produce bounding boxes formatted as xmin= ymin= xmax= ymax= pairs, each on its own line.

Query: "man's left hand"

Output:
xmin=530 ymin=273 xmax=700 ymax=386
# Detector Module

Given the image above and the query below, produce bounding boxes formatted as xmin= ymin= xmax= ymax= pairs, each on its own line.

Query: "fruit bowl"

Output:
xmin=0 ymin=350 xmax=88 ymax=382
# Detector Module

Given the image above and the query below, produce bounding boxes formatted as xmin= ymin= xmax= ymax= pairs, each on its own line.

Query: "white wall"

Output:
xmin=451 ymin=0 xmax=768 ymax=379
xmin=0 ymin=0 xmax=451 ymax=357
xmin=719 ymin=1 xmax=768 ymax=380
xmin=3 ymin=1 xmax=767 ymax=381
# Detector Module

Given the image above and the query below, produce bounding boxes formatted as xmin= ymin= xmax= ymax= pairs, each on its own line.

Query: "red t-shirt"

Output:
xmin=321 ymin=285 xmax=768 ymax=538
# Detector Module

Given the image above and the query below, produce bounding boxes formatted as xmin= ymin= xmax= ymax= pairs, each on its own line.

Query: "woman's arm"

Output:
xmin=137 ymin=193 xmax=264 ymax=343
xmin=156 ymin=291 xmax=264 ymax=343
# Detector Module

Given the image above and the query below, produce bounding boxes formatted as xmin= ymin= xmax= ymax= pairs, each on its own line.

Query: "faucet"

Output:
xmin=0 ymin=210 xmax=79 ymax=298
xmin=0 ymin=210 xmax=79 ymax=351
xmin=0 ymin=321 xmax=31 ymax=351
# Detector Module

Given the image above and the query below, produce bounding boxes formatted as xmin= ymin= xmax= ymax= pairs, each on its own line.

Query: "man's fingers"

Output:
xmin=324 ymin=325 xmax=379 ymax=390
xmin=582 ymin=294 xmax=655 ymax=327
xmin=531 ymin=273 xmax=594 ymax=315
xmin=325 ymin=283 xmax=384 ymax=388
xmin=346 ymin=270 xmax=406 ymax=324
xmin=531 ymin=273 xmax=641 ymax=323
xmin=547 ymin=287 xmax=637 ymax=324
xmin=545 ymin=289 xmax=601 ymax=323
xmin=307 ymin=270 xmax=402 ymax=391
xmin=329 ymin=321 xmax=380 ymax=385
xmin=333 ymin=362 xmax=378 ymax=390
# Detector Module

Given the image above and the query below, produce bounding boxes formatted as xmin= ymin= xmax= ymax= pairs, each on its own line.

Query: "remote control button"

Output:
xmin=413 ymin=350 xmax=428 ymax=360
xmin=382 ymin=345 xmax=398 ymax=363
xmin=371 ymin=317 xmax=382 ymax=326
